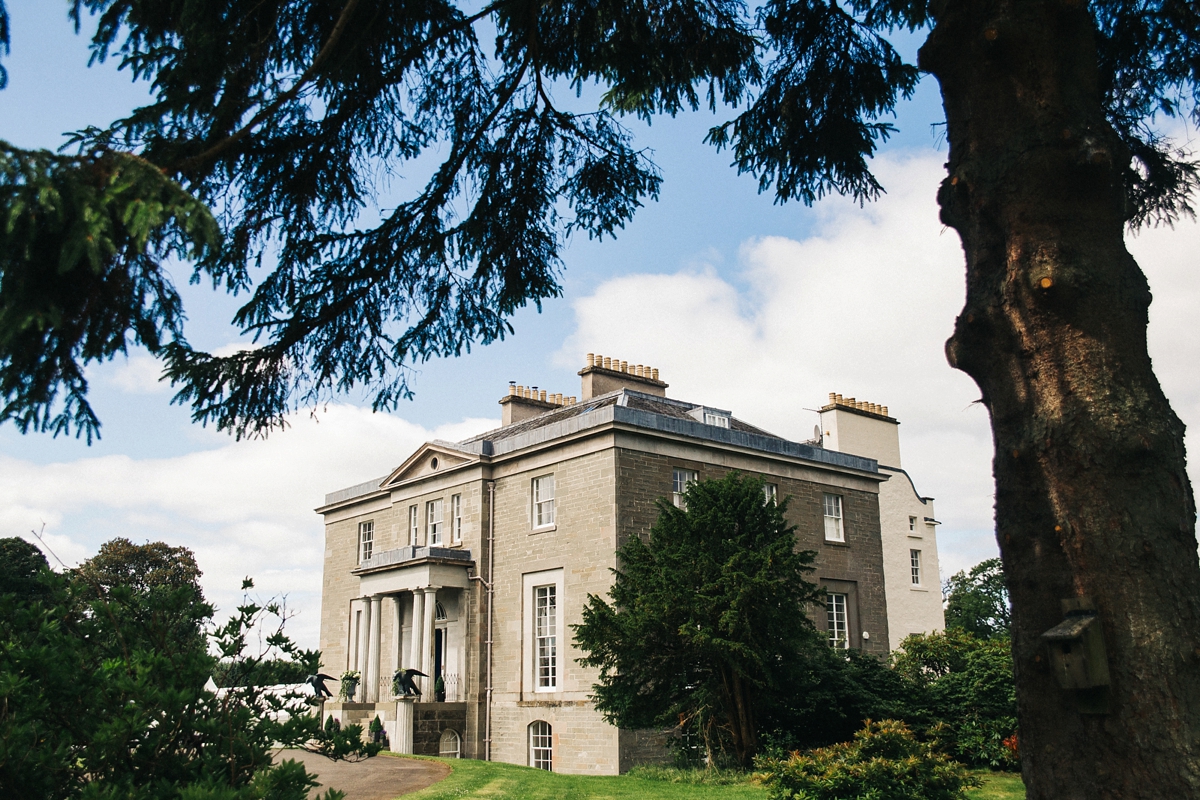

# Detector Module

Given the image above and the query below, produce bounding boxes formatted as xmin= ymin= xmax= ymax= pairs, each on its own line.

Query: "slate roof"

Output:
xmin=324 ymin=388 xmax=878 ymax=508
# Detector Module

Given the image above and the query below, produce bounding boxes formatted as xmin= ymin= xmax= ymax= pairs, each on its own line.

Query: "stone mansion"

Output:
xmin=316 ymin=356 xmax=944 ymax=774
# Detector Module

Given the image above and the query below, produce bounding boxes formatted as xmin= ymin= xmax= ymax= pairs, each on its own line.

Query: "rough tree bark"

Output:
xmin=920 ymin=1 xmax=1200 ymax=796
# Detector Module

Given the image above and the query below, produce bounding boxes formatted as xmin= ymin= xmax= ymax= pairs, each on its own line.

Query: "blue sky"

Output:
xmin=4 ymin=1 xmax=1199 ymax=649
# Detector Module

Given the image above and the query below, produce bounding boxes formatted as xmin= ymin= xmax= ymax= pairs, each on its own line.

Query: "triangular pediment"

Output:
xmin=381 ymin=442 xmax=477 ymax=488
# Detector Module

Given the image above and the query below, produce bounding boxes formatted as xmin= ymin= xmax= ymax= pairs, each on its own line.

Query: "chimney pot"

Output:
xmin=620 ymin=360 xmax=627 ymax=373
xmin=603 ymin=356 xmax=612 ymax=369
xmin=587 ymin=353 xmax=595 ymax=367
xmin=882 ymin=406 xmax=889 ymax=416
xmin=829 ymin=392 xmax=836 ymax=404
xmin=652 ymin=368 xmax=659 ymax=381
xmin=508 ymin=384 xmax=516 ymax=395
xmin=539 ymin=390 xmax=547 ymax=402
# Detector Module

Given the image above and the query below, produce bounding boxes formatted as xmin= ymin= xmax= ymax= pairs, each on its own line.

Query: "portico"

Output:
xmin=346 ymin=546 xmax=473 ymax=705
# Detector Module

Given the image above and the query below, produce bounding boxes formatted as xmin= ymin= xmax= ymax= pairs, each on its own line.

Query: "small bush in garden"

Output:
xmin=757 ymin=720 xmax=980 ymax=800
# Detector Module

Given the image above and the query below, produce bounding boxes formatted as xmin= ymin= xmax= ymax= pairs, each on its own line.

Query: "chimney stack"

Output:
xmin=579 ymin=353 xmax=668 ymax=400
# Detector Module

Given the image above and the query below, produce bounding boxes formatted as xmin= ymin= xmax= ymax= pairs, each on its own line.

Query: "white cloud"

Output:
xmin=562 ymin=150 xmax=1200 ymax=581
xmin=0 ymin=405 xmax=497 ymax=648
xmin=103 ymin=354 xmax=171 ymax=394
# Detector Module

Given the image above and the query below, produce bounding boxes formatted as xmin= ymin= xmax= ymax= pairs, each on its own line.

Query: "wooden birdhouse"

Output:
xmin=1040 ymin=597 xmax=1110 ymax=690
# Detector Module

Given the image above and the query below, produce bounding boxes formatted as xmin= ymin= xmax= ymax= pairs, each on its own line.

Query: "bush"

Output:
xmin=892 ymin=630 xmax=1018 ymax=769
xmin=757 ymin=720 xmax=981 ymax=800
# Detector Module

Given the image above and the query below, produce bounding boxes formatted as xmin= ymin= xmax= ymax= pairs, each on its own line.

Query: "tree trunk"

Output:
xmin=920 ymin=1 xmax=1200 ymax=796
xmin=722 ymin=667 xmax=757 ymax=768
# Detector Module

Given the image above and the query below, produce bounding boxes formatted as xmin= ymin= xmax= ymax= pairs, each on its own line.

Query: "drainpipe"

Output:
xmin=470 ymin=480 xmax=496 ymax=761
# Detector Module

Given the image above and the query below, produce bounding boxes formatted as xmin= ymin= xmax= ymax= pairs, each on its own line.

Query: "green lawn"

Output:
xmin=400 ymin=757 xmax=1026 ymax=800
xmin=967 ymin=771 xmax=1026 ymax=800
xmin=403 ymin=758 xmax=765 ymax=800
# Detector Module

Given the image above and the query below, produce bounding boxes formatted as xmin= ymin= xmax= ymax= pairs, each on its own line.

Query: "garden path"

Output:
xmin=280 ymin=750 xmax=450 ymax=799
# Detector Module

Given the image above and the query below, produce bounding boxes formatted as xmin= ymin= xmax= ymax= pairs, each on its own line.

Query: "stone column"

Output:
xmin=421 ymin=586 xmax=438 ymax=701
xmin=392 ymin=697 xmax=415 ymax=754
xmin=367 ymin=594 xmax=382 ymax=702
xmin=392 ymin=594 xmax=404 ymax=694
xmin=409 ymin=589 xmax=425 ymax=675
xmin=356 ymin=597 xmax=372 ymax=702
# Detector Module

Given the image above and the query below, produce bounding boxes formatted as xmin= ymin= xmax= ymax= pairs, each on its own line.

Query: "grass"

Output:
xmin=399 ymin=757 xmax=1027 ymax=800
xmin=967 ymin=770 xmax=1026 ymax=800
xmin=402 ymin=757 xmax=766 ymax=799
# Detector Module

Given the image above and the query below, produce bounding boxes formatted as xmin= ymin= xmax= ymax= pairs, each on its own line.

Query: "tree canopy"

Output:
xmin=942 ymin=558 xmax=1010 ymax=641
xmin=0 ymin=536 xmax=49 ymax=599
xmin=573 ymin=472 xmax=826 ymax=767
xmin=0 ymin=540 xmax=374 ymax=798
xmin=0 ymin=0 xmax=1195 ymax=440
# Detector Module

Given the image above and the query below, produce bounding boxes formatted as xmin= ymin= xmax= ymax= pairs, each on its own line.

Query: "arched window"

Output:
xmin=528 ymin=720 xmax=553 ymax=771
xmin=439 ymin=728 xmax=461 ymax=758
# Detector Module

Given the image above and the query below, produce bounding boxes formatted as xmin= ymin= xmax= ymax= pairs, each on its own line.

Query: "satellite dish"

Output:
xmin=814 ymin=424 xmax=822 ymax=440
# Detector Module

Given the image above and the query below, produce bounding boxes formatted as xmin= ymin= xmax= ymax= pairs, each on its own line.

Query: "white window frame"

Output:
xmin=534 ymin=584 xmax=558 ymax=690
xmin=451 ymin=494 xmax=463 ymax=543
xmin=909 ymin=515 xmax=917 ymax=533
xmin=763 ymin=483 xmax=778 ymax=505
xmin=672 ymin=468 xmax=698 ymax=509
xmin=426 ymin=498 xmax=444 ymax=545
xmin=358 ymin=520 xmax=374 ymax=563
xmin=532 ymin=474 xmax=556 ymax=528
xmin=703 ymin=411 xmax=731 ymax=428
xmin=522 ymin=568 xmax=564 ymax=694
xmin=827 ymin=592 xmax=849 ymax=649
xmin=529 ymin=720 xmax=553 ymax=771
xmin=910 ymin=549 xmax=923 ymax=586
xmin=439 ymin=728 xmax=462 ymax=758
xmin=823 ymin=493 xmax=845 ymax=542
xmin=408 ymin=504 xmax=419 ymax=546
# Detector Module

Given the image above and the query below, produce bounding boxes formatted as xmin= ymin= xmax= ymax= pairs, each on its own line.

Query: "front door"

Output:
xmin=434 ymin=628 xmax=444 ymax=697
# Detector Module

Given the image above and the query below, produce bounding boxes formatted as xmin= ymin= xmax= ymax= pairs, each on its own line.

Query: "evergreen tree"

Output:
xmin=574 ymin=473 xmax=825 ymax=768
xmin=3 ymin=2 xmax=1200 ymax=792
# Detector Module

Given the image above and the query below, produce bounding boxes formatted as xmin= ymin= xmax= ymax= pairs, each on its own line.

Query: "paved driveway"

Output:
xmin=280 ymin=750 xmax=450 ymax=800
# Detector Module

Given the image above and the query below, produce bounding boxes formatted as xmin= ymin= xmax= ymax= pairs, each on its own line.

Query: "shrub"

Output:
xmin=893 ymin=630 xmax=1018 ymax=769
xmin=757 ymin=720 xmax=980 ymax=800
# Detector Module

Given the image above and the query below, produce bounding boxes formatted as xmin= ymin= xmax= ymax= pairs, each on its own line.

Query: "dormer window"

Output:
xmin=688 ymin=405 xmax=732 ymax=428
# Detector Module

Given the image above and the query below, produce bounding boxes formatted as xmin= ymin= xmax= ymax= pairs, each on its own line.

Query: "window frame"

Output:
xmin=532 ymin=474 xmax=556 ymax=529
xmin=703 ymin=411 xmax=731 ymax=428
xmin=408 ymin=504 xmax=419 ymax=546
xmin=439 ymin=728 xmax=462 ymax=759
xmin=358 ymin=520 xmax=374 ymax=563
xmin=910 ymin=548 xmax=923 ymax=586
xmin=426 ymin=498 xmax=444 ymax=545
xmin=763 ymin=483 xmax=778 ymax=505
xmin=451 ymin=493 xmax=463 ymax=543
xmin=534 ymin=584 xmax=558 ymax=691
xmin=522 ymin=568 xmax=565 ymax=695
xmin=822 ymin=493 xmax=845 ymax=542
xmin=826 ymin=591 xmax=849 ymax=649
xmin=672 ymin=468 xmax=698 ymax=509
xmin=529 ymin=721 xmax=553 ymax=771
xmin=909 ymin=515 xmax=917 ymax=533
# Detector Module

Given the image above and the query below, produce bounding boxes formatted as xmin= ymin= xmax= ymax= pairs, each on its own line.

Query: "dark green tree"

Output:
xmin=0 ymin=536 xmax=49 ymax=599
xmin=0 ymin=542 xmax=374 ymax=798
xmin=574 ymin=472 xmax=825 ymax=768
xmin=73 ymin=537 xmax=208 ymax=651
xmin=943 ymin=558 xmax=1010 ymax=641
xmin=3 ymin=1 xmax=1200 ymax=793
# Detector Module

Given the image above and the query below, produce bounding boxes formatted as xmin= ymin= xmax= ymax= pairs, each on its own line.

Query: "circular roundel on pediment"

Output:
xmin=430 ymin=457 xmax=439 ymax=470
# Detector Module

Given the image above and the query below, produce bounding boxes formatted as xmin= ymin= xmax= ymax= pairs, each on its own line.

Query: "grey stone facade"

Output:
xmin=317 ymin=359 xmax=894 ymax=774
